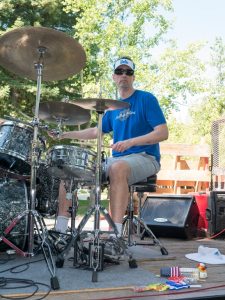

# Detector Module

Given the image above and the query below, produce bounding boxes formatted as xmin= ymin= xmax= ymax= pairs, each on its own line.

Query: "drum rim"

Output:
xmin=0 ymin=147 xmax=30 ymax=161
xmin=0 ymin=120 xmax=33 ymax=130
xmin=48 ymin=144 xmax=96 ymax=154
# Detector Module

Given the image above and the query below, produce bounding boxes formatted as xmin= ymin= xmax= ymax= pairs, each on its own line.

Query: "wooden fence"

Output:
xmin=156 ymin=143 xmax=211 ymax=194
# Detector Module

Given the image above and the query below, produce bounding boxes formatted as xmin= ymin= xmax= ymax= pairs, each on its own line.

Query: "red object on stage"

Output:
xmin=191 ymin=193 xmax=208 ymax=231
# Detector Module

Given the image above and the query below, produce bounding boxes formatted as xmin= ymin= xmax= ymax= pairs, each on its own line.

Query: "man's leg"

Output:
xmin=108 ymin=160 xmax=131 ymax=236
xmin=55 ymin=181 xmax=71 ymax=233
xmin=106 ymin=153 xmax=160 ymax=236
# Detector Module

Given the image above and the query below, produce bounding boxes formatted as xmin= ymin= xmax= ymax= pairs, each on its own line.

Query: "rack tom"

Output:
xmin=0 ymin=120 xmax=44 ymax=177
xmin=46 ymin=145 xmax=96 ymax=182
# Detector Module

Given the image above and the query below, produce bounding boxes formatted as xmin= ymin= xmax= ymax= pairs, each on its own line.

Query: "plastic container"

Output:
xmin=180 ymin=268 xmax=200 ymax=283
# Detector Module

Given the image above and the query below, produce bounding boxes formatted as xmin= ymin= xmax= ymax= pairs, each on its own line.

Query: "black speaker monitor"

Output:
xmin=141 ymin=195 xmax=199 ymax=239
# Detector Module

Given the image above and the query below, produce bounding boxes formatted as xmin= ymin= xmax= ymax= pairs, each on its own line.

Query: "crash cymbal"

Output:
xmin=0 ymin=26 xmax=86 ymax=81
xmin=72 ymin=98 xmax=130 ymax=112
xmin=38 ymin=101 xmax=90 ymax=125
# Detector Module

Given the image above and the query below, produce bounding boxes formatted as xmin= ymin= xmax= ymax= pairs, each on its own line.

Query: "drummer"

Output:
xmin=50 ymin=56 xmax=168 ymax=236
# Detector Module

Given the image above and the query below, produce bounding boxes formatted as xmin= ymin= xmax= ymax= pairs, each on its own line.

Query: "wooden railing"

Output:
xmin=156 ymin=143 xmax=211 ymax=194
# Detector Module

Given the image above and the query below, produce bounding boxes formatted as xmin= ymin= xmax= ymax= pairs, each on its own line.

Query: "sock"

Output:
xmin=55 ymin=216 xmax=69 ymax=233
xmin=115 ymin=223 xmax=122 ymax=236
xmin=109 ymin=223 xmax=122 ymax=238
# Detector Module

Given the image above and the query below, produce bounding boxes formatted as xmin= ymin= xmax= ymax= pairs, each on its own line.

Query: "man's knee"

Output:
xmin=108 ymin=161 xmax=130 ymax=180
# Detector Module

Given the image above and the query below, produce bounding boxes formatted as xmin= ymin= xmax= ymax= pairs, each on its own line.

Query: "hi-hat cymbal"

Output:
xmin=72 ymin=98 xmax=130 ymax=112
xmin=0 ymin=26 xmax=86 ymax=81
xmin=38 ymin=102 xmax=91 ymax=125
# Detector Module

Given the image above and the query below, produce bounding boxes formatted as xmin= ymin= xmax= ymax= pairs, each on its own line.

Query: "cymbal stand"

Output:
xmin=30 ymin=48 xmax=59 ymax=288
xmin=68 ymin=110 xmax=136 ymax=282
xmin=0 ymin=47 xmax=59 ymax=289
xmin=54 ymin=178 xmax=80 ymax=266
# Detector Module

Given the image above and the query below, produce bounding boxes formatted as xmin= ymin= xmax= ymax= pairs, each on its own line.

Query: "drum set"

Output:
xmin=0 ymin=26 xmax=133 ymax=283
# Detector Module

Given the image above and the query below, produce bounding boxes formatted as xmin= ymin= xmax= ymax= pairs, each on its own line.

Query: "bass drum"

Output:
xmin=0 ymin=178 xmax=28 ymax=251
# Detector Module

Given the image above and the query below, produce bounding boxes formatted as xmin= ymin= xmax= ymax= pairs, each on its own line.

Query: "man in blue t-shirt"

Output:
xmin=51 ymin=56 xmax=168 ymax=236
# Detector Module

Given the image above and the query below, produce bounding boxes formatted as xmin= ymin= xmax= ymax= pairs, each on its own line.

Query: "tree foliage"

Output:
xmin=0 ymin=0 xmax=173 ymax=130
xmin=0 ymin=0 xmax=225 ymax=149
xmin=188 ymin=37 xmax=225 ymax=145
xmin=0 ymin=0 xmax=83 ymax=125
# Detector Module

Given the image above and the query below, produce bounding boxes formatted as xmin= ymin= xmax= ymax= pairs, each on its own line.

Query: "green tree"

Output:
xmin=210 ymin=37 xmax=225 ymax=86
xmin=189 ymin=38 xmax=225 ymax=144
xmin=0 ymin=0 xmax=83 ymax=124
xmin=0 ymin=0 xmax=173 ymax=118
xmin=144 ymin=42 xmax=207 ymax=117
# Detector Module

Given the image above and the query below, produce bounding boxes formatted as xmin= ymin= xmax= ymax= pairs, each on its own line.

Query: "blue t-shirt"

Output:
xmin=102 ymin=90 xmax=166 ymax=163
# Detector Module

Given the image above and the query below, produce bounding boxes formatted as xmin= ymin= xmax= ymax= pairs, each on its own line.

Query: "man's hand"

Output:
xmin=111 ymin=139 xmax=134 ymax=152
xmin=47 ymin=129 xmax=62 ymax=139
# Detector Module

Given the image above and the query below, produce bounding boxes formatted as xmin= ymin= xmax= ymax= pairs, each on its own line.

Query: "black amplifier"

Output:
xmin=206 ymin=191 xmax=225 ymax=236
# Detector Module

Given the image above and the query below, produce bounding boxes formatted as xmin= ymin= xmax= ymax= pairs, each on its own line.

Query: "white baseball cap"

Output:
xmin=114 ymin=58 xmax=135 ymax=70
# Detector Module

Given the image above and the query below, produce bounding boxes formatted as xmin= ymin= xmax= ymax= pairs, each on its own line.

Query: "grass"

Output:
xmin=77 ymin=199 xmax=109 ymax=216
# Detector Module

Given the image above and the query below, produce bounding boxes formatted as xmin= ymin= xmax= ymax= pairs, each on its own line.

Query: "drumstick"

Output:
xmin=73 ymin=141 xmax=111 ymax=148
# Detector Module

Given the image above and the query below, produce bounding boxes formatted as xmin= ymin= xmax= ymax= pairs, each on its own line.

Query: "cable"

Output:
xmin=0 ymin=277 xmax=51 ymax=300
xmin=0 ymin=254 xmax=15 ymax=265
xmin=208 ymin=228 xmax=225 ymax=239
xmin=0 ymin=259 xmax=44 ymax=274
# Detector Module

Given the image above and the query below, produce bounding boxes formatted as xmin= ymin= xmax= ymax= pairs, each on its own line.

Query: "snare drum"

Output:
xmin=0 ymin=120 xmax=43 ymax=177
xmin=47 ymin=145 xmax=96 ymax=181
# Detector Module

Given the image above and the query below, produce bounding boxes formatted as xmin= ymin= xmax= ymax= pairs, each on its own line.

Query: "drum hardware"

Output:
xmin=53 ymin=178 xmax=86 ymax=268
xmin=0 ymin=47 xmax=59 ymax=288
xmin=0 ymin=26 xmax=87 ymax=289
xmin=65 ymin=98 xmax=138 ymax=282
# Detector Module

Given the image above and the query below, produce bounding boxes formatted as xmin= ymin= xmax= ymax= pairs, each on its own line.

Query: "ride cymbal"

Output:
xmin=72 ymin=98 xmax=130 ymax=112
xmin=38 ymin=101 xmax=91 ymax=125
xmin=0 ymin=26 xmax=86 ymax=81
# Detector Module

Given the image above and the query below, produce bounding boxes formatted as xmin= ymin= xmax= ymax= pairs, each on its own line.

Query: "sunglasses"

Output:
xmin=114 ymin=68 xmax=134 ymax=76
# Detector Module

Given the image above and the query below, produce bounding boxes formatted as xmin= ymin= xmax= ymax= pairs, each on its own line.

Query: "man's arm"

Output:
xmin=57 ymin=127 xmax=99 ymax=140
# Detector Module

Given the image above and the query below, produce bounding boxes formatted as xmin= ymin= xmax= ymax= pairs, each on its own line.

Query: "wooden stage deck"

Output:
xmin=7 ymin=235 xmax=224 ymax=300
xmin=43 ymin=237 xmax=225 ymax=300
